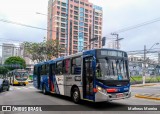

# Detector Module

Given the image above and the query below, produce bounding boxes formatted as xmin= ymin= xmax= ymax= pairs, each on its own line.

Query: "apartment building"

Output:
xmin=47 ymin=0 xmax=103 ymax=56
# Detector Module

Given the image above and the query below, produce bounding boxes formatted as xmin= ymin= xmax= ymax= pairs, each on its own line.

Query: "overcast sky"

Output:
xmin=0 ymin=0 xmax=160 ymax=52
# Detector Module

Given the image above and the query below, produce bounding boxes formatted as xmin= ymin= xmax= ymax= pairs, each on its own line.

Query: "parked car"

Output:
xmin=0 ymin=79 xmax=10 ymax=92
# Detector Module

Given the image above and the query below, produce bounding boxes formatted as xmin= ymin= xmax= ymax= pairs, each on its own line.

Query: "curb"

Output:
xmin=135 ymin=94 xmax=160 ymax=100
xmin=131 ymin=84 xmax=157 ymax=87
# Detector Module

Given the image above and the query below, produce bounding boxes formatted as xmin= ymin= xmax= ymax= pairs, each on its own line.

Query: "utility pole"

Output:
xmin=158 ymin=53 xmax=160 ymax=64
xmin=143 ymin=45 xmax=147 ymax=85
xmin=111 ymin=33 xmax=119 ymax=49
xmin=111 ymin=33 xmax=124 ymax=49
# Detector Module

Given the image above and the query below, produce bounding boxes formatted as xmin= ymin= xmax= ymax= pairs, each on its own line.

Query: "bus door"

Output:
xmin=37 ymin=66 xmax=41 ymax=89
xmin=83 ymin=56 xmax=96 ymax=101
xmin=49 ymin=63 xmax=55 ymax=92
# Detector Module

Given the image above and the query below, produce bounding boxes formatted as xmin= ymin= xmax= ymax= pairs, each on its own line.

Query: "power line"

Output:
xmin=113 ymin=17 xmax=160 ymax=33
xmin=0 ymin=19 xmax=53 ymax=31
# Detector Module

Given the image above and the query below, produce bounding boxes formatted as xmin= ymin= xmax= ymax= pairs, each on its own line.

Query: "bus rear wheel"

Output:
xmin=72 ymin=88 xmax=80 ymax=104
xmin=42 ymin=85 xmax=47 ymax=95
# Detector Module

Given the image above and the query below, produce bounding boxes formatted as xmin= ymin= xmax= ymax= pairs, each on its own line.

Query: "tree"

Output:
xmin=4 ymin=56 xmax=26 ymax=70
xmin=23 ymin=39 xmax=64 ymax=62
xmin=0 ymin=66 xmax=9 ymax=75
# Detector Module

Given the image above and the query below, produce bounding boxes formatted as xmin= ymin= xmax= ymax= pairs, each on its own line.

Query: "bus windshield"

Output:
xmin=15 ymin=72 xmax=29 ymax=80
xmin=96 ymin=58 xmax=129 ymax=80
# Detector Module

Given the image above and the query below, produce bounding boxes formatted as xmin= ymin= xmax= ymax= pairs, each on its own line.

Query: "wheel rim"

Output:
xmin=43 ymin=86 xmax=45 ymax=93
xmin=73 ymin=91 xmax=79 ymax=102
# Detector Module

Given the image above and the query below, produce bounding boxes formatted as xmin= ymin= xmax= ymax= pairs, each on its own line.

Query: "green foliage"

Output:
xmin=0 ymin=66 xmax=9 ymax=75
xmin=23 ymin=39 xmax=64 ymax=62
xmin=4 ymin=56 xmax=26 ymax=70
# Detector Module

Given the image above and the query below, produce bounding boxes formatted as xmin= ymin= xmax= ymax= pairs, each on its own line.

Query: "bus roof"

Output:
xmin=34 ymin=48 xmax=127 ymax=66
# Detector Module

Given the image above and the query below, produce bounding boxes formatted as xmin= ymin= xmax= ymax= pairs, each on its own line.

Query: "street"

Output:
xmin=0 ymin=83 xmax=160 ymax=114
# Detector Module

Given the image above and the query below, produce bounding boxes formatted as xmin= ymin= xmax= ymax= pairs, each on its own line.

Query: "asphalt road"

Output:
xmin=0 ymin=83 xmax=160 ymax=114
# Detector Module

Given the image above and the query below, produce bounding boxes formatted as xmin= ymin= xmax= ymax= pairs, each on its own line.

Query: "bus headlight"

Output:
xmin=97 ymin=87 xmax=102 ymax=91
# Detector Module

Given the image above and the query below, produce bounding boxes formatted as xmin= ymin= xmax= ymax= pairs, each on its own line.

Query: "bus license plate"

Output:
xmin=116 ymin=93 xmax=124 ymax=98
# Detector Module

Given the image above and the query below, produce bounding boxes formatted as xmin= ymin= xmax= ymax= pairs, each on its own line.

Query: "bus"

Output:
xmin=33 ymin=48 xmax=131 ymax=103
xmin=8 ymin=69 xmax=29 ymax=86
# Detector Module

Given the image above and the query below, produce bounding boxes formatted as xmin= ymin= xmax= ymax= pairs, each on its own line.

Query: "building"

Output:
xmin=2 ymin=43 xmax=15 ymax=64
xmin=47 ymin=0 xmax=103 ymax=56
xmin=2 ymin=43 xmax=24 ymax=64
xmin=0 ymin=57 xmax=2 ymax=64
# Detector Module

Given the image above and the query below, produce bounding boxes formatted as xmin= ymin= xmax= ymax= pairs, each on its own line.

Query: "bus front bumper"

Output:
xmin=95 ymin=91 xmax=131 ymax=102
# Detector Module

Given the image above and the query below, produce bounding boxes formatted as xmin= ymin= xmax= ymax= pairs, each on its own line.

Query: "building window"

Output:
xmin=85 ymin=19 xmax=88 ymax=22
xmin=57 ymin=1 xmax=60 ymax=5
xmin=74 ymin=11 xmax=78 ymax=15
xmin=85 ymin=9 xmax=88 ymax=13
xmin=74 ymin=16 xmax=78 ymax=20
xmin=74 ymin=41 xmax=78 ymax=44
xmin=79 ymin=22 xmax=84 ymax=26
xmin=74 ymin=6 xmax=79 ymax=10
xmin=61 ymin=8 xmax=66 ymax=12
xmin=61 ymin=18 xmax=65 ymax=22
xmin=80 ymin=12 xmax=84 ymax=17
xmin=80 ymin=7 xmax=84 ymax=12
xmin=70 ymin=4 xmax=73 ymax=8
xmin=95 ymin=17 xmax=98 ymax=20
xmin=84 ymin=28 xmax=88 ymax=32
xmin=90 ymin=5 xmax=92 ymax=7
xmin=61 ymin=13 xmax=66 ymax=17
xmin=57 ymin=11 xmax=60 ymax=15
xmin=85 ymin=3 xmax=89 ymax=6
xmin=61 ymin=33 xmax=65 ymax=37
xmin=95 ymin=26 xmax=98 ymax=29
xmin=80 ymin=17 xmax=84 ymax=21
xmin=79 ymin=27 xmax=83 ymax=31
xmin=95 ymin=21 xmax=98 ymax=24
xmin=74 ymin=0 xmax=79 ymax=3
xmin=57 ymin=6 xmax=60 ymax=9
xmin=84 ymin=23 xmax=88 ymax=27
xmin=61 ymin=23 xmax=65 ymax=27
xmin=85 ymin=14 xmax=88 ymax=18
xmin=61 ymin=28 xmax=65 ymax=32
xmin=80 ymin=2 xmax=84 ymax=5
xmin=61 ymin=2 xmax=66 ymax=7
xmin=74 ymin=36 xmax=78 ymax=39
xmin=84 ymin=33 xmax=88 ymax=36
xmin=74 ymin=26 xmax=78 ymax=30
xmin=74 ymin=21 xmax=78 ymax=25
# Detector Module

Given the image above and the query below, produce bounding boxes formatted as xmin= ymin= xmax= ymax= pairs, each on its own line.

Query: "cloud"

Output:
xmin=0 ymin=0 xmax=160 ymax=52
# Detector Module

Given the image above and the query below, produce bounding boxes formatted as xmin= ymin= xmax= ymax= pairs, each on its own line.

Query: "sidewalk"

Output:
xmin=132 ymin=83 xmax=160 ymax=100
xmin=131 ymin=83 xmax=158 ymax=87
xmin=135 ymin=93 xmax=160 ymax=100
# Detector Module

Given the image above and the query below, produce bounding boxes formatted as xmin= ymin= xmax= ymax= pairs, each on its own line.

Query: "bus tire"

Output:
xmin=72 ymin=87 xmax=80 ymax=104
xmin=42 ymin=84 xmax=47 ymax=95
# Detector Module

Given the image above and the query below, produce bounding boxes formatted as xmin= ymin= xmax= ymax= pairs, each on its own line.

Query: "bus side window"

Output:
xmin=71 ymin=57 xmax=81 ymax=75
xmin=56 ymin=61 xmax=63 ymax=75
xmin=51 ymin=63 xmax=56 ymax=75
xmin=64 ymin=59 xmax=70 ymax=74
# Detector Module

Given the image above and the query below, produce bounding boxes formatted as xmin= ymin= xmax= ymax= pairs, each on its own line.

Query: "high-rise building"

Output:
xmin=47 ymin=0 xmax=103 ymax=56
xmin=2 ymin=43 xmax=15 ymax=64
xmin=2 ymin=43 xmax=24 ymax=64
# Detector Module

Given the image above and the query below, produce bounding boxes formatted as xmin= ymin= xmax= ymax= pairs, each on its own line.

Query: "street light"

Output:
xmin=142 ymin=42 xmax=159 ymax=85
xmin=149 ymin=43 xmax=159 ymax=50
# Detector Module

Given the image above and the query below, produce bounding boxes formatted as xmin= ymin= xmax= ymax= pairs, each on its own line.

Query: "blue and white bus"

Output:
xmin=33 ymin=48 xmax=131 ymax=103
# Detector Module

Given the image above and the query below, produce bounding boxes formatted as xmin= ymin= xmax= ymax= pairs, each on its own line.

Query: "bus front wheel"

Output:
xmin=72 ymin=88 xmax=80 ymax=104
